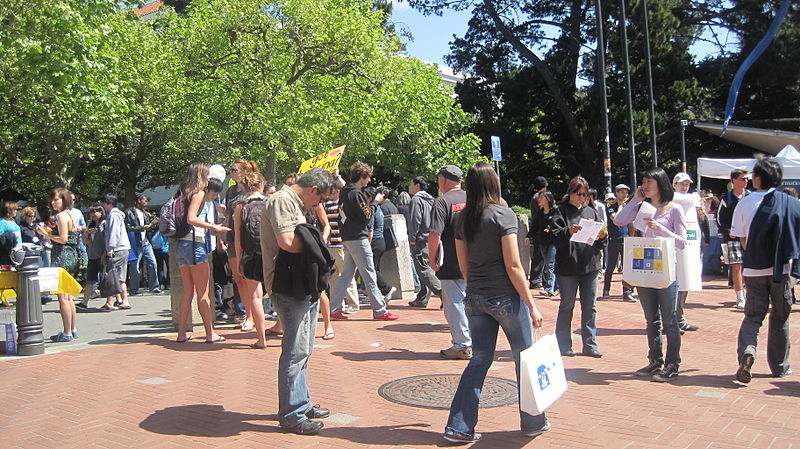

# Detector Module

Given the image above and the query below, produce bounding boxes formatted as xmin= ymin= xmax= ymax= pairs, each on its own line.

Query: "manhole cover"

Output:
xmin=378 ymin=374 xmax=518 ymax=409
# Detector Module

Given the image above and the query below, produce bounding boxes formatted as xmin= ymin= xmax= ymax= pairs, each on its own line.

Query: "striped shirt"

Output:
xmin=325 ymin=199 xmax=342 ymax=247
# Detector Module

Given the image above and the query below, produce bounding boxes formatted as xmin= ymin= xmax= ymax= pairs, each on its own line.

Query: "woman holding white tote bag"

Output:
xmin=614 ymin=167 xmax=687 ymax=382
xmin=444 ymin=162 xmax=548 ymax=443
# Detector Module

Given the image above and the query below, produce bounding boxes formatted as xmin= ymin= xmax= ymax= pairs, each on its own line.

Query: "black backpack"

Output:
xmin=239 ymin=196 xmax=266 ymax=281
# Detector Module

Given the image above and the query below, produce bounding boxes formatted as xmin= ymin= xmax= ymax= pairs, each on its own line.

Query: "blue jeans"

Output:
xmin=555 ymin=272 xmax=599 ymax=353
xmin=637 ymin=281 xmax=681 ymax=365
xmin=129 ymin=241 xmax=159 ymax=292
xmin=440 ymin=279 xmax=471 ymax=349
xmin=446 ymin=293 xmax=547 ymax=437
xmin=542 ymin=244 xmax=557 ymax=294
xmin=330 ymin=239 xmax=388 ymax=315
xmin=271 ymin=292 xmax=319 ymax=428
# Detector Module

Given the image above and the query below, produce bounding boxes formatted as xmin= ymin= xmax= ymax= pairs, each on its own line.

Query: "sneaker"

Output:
xmin=680 ymin=322 xmax=699 ymax=332
xmin=522 ymin=420 xmax=552 ymax=438
xmin=373 ymin=312 xmax=399 ymax=321
xmin=443 ymin=429 xmax=482 ymax=443
xmin=735 ymin=297 xmax=745 ymax=309
xmin=736 ymin=353 xmax=754 ymax=383
xmin=50 ymin=332 xmax=74 ymax=343
xmin=408 ymin=299 xmax=428 ymax=308
xmin=635 ymin=360 xmax=663 ymax=377
xmin=384 ymin=286 xmax=397 ymax=302
xmin=652 ymin=363 xmax=679 ymax=382
xmin=330 ymin=312 xmax=349 ymax=320
xmin=623 ymin=292 xmax=638 ymax=302
xmin=440 ymin=346 xmax=472 ymax=360
xmin=71 ymin=330 xmax=78 ymax=339
xmin=342 ymin=306 xmax=359 ymax=314
xmin=304 ymin=405 xmax=330 ymax=419
xmin=283 ymin=419 xmax=324 ymax=435
xmin=75 ymin=302 xmax=89 ymax=310
xmin=772 ymin=368 xmax=792 ymax=378
xmin=151 ymin=288 xmax=164 ymax=294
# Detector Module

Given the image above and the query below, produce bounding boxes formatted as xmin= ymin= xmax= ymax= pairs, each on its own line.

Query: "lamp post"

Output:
xmin=680 ymin=119 xmax=688 ymax=173
xmin=642 ymin=0 xmax=658 ymax=167
xmin=595 ymin=0 xmax=612 ymax=193
xmin=619 ymin=0 xmax=637 ymax=188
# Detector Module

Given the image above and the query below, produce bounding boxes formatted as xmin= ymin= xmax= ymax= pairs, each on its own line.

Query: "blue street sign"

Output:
xmin=491 ymin=136 xmax=502 ymax=161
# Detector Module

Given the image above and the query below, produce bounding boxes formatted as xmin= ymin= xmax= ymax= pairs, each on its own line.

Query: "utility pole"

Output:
xmin=641 ymin=0 xmax=658 ymax=167
xmin=620 ymin=0 xmax=637 ymax=188
xmin=595 ymin=0 xmax=612 ymax=194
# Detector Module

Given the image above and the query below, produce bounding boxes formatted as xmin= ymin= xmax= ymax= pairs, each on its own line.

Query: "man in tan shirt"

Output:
xmin=259 ymin=167 xmax=336 ymax=435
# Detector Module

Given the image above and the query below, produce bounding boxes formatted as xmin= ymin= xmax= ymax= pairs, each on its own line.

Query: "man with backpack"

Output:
xmin=407 ymin=175 xmax=441 ymax=308
xmin=717 ymin=169 xmax=750 ymax=308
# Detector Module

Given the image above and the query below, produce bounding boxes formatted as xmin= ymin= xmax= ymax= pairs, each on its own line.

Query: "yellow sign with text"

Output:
xmin=298 ymin=145 xmax=346 ymax=174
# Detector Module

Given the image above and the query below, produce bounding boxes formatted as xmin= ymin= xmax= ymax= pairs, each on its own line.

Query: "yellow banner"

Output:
xmin=298 ymin=145 xmax=346 ymax=174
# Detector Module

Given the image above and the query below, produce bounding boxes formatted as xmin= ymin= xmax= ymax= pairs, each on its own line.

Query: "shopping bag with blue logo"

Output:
xmin=622 ymin=237 xmax=676 ymax=289
xmin=520 ymin=333 xmax=568 ymax=415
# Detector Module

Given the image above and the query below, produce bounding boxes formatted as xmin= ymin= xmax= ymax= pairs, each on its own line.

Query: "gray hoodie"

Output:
xmin=408 ymin=190 xmax=434 ymax=246
xmin=103 ymin=208 xmax=130 ymax=252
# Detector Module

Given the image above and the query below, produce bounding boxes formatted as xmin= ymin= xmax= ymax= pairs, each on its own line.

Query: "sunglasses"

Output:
xmin=572 ymin=192 xmax=589 ymax=197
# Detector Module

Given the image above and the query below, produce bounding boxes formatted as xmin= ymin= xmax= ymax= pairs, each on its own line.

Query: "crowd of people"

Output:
xmin=1 ymin=155 xmax=795 ymax=442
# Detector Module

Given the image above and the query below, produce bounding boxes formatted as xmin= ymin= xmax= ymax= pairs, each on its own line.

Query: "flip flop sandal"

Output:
xmin=205 ymin=335 xmax=226 ymax=344
xmin=177 ymin=336 xmax=194 ymax=343
xmin=99 ymin=305 xmax=117 ymax=312
xmin=265 ymin=328 xmax=284 ymax=337
xmin=322 ymin=332 xmax=335 ymax=341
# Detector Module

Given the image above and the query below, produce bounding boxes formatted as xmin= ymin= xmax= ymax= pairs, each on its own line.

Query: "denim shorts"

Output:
xmin=175 ymin=239 xmax=208 ymax=267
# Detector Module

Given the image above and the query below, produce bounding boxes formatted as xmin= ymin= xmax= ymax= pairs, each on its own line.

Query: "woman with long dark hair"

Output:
xmin=551 ymin=176 xmax=606 ymax=358
xmin=36 ymin=188 xmax=80 ymax=342
xmin=175 ymin=163 xmax=231 ymax=343
xmin=444 ymin=162 xmax=548 ymax=443
xmin=614 ymin=167 xmax=687 ymax=381
xmin=78 ymin=204 xmax=105 ymax=309
xmin=530 ymin=191 xmax=558 ymax=296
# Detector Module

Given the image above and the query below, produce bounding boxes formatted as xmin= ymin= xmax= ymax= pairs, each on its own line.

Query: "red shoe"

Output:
xmin=373 ymin=312 xmax=399 ymax=321
xmin=330 ymin=312 xmax=349 ymax=320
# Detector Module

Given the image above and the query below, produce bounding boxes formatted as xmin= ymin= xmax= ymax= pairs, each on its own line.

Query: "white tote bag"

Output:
xmin=519 ymin=334 xmax=568 ymax=415
xmin=622 ymin=237 xmax=676 ymax=289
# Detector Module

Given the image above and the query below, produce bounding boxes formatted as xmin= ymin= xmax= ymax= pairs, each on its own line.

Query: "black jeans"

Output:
xmin=370 ymin=237 xmax=392 ymax=295
xmin=602 ymin=238 xmax=633 ymax=294
xmin=737 ymin=275 xmax=792 ymax=376
xmin=153 ymin=249 xmax=169 ymax=288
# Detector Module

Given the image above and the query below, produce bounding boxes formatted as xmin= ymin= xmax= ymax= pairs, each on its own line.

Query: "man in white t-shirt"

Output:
xmin=730 ymin=157 xmax=792 ymax=383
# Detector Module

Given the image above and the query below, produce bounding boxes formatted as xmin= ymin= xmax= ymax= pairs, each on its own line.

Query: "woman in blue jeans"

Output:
xmin=535 ymin=191 xmax=559 ymax=296
xmin=444 ymin=162 xmax=547 ymax=443
xmin=614 ymin=167 xmax=687 ymax=381
xmin=550 ymin=176 xmax=607 ymax=358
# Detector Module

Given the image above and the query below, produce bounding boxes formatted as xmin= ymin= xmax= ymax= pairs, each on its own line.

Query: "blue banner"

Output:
xmin=723 ymin=0 xmax=791 ymax=133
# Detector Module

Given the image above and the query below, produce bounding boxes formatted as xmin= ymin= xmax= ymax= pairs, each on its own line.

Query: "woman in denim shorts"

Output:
xmin=175 ymin=163 xmax=231 ymax=343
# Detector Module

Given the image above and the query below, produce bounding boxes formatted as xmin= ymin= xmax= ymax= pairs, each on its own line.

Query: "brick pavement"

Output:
xmin=1 ymin=274 xmax=798 ymax=448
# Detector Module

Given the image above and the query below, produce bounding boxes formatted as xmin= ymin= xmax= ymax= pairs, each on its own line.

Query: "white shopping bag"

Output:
xmin=519 ymin=334 xmax=568 ymax=415
xmin=623 ymin=237 xmax=676 ymax=289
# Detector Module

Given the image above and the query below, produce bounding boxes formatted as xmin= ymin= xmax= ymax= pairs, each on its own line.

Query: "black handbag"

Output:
xmin=99 ymin=261 xmax=123 ymax=298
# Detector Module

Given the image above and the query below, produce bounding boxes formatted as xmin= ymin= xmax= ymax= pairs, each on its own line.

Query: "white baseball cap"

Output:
xmin=673 ymin=172 xmax=693 ymax=184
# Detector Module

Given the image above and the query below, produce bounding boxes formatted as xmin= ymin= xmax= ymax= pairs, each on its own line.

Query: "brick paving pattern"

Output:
xmin=1 ymin=275 xmax=798 ymax=448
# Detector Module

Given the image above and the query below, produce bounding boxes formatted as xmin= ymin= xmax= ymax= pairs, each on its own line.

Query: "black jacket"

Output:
xmin=550 ymin=202 xmax=606 ymax=276
xmin=338 ymin=183 xmax=372 ymax=241
xmin=125 ymin=208 xmax=151 ymax=247
xmin=272 ymin=224 xmax=335 ymax=302
xmin=743 ymin=191 xmax=800 ymax=282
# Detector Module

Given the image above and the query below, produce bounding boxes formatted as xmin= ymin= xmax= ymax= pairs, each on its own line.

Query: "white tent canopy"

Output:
xmin=697 ymin=145 xmax=800 ymax=185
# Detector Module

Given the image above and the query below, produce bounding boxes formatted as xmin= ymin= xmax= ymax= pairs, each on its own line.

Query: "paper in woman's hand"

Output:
xmin=634 ymin=201 xmax=657 ymax=233
xmin=570 ymin=219 xmax=605 ymax=245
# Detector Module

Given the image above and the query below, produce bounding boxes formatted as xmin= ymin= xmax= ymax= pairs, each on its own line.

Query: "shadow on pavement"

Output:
xmin=666 ymin=370 xmax=747 ymax=389
xmin=140 ymin=404 xmax=278 ymax=437
xmin=379 ymin=323 xmax=451 ymax=333
xmin=764 ymin=381 xmax=800 ymax=397
xmin=566 ymin=367 xmax=634 ymax=386
xmin=595 ymin=327 xmax=646 ymax=336
xmin=332 ymin=348 xmax=443 ymax=361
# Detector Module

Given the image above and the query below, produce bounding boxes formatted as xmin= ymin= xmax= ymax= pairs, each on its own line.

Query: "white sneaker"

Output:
xmin=342 ymin=306 xmax=359 ymax=314
xmin=735 ymin=297 xmax=745 ymax=309
xmin=384 ymin=286 xmax=397 ymax=302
